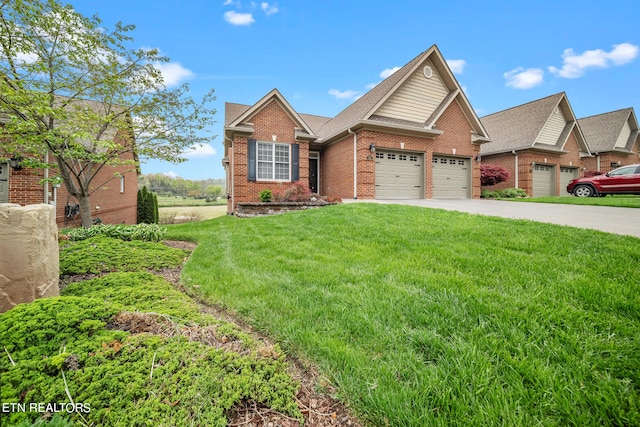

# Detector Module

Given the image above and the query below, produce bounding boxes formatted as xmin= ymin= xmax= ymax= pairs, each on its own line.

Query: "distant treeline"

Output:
xmin=138 ymin=173 xmax=226 ymax=199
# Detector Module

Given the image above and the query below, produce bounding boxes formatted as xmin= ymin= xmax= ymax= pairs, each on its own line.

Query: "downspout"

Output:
xmin=595 ymin=153 xmax=600 ymax=172
xmin=512 ymin=150 xmax=519 ymax=188
xmin=348 ymin=128 xmax=357 ymax=199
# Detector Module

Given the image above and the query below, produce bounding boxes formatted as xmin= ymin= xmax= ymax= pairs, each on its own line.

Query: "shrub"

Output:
xmin=480 ymin=164 xmax=510 ymax=186
xmin=585 ymin=170 xmax=604 ymax=177
xmin=137 ymin=186 xmax=159 ymax=224
xmin=259 ymin=189 xmax=272 ymax=202
xmin=482 ymin=188 xmax=528 ymax=198
xmin=273 ymin=183 xmax=312 ymax=202
xmin=64 ymin=223 xmax=166 ymax=242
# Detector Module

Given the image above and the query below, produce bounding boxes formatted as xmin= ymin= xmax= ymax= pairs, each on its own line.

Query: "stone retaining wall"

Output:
xmin=0 ymin=204 xmax=59 ymax=313
xmin=235 ymin=201 xmax=337 ymax=218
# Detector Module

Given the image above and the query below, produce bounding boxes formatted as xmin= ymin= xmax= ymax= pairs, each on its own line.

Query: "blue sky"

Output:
xmin=74 ymin=0 xmax=640 ymax=180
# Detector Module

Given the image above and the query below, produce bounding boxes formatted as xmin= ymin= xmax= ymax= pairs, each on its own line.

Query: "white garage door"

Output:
xmin=375 ymin=151 xmax=423 ymax=199
xmin=559 ymin=167 xmax=579 ymax=196
xmin=432 ymin=156 xmax=470 ymax=199
xmin=533 ymin=164 xmax=555 ymax=197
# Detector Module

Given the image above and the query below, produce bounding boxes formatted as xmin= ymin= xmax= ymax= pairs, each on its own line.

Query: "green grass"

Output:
xmin=167 ymin=204 xmax=640 ymax=427
xmin=159 ymin=205 xmax=227 ymax=222
xmin=505 ymin=195 xmax=640 ymax=208
xmin=157 ymin=195 xmax=226 ymax=207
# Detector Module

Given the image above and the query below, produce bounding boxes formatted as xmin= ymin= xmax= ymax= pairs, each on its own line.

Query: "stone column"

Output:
xmin=0 ymin=204 xmax=60 ymax=313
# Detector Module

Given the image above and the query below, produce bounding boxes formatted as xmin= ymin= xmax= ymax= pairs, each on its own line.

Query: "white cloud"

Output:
xmin=446 ymin=59 xmax=466 ymax=74
xmin=328 ymin=89 xmax=361 ymax=100
xmin=163 ymin=171 xmax=179 ymax=179
xmin=379 ymin=66 xmax=400 ymax=79
xmin=224 ymin=10 xmax=255 ymax=26
xmin=365 ymin=82 xmax=378 ymax=90
xmin=504 ymin=67 xmax=544 ymax=89
xmin=548 ymin=42 xmax=639 ymax=78
xmin=261 ymin=2 xmax=279 ymax=15
xmin=183 ymin=143 xmax=217 ymax=159
xmin=153 ymin=62 xmax=194 ymax=87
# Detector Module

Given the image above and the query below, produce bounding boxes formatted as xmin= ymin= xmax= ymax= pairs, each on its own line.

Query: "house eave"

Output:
xmin=318 ymin=119 xmax=443 ymax=144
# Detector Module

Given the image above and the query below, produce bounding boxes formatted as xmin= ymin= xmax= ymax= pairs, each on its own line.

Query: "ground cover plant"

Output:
xmin=59 ymin=235 xmax=189 ymax=275
xmin=1 ymin=235 xmax=304 ymax=426
xmin=506 ymin=195 xmax=640 ymax=208
xmin=167 ymin=203 xmax=640 ymax=426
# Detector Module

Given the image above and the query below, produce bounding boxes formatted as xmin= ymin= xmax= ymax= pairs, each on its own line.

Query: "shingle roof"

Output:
xmin=316 ymin=48 xmax=430 ymax=139
xmin=578 ymin=108 xmax=635 ymax=153
xmin=479 ymin=93 xmax=565 ymax=154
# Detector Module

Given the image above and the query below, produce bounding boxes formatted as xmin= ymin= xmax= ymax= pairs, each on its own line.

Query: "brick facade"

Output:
xmin=2 ymin=134 xmax=138 ymax=227
xmin=581 ymin=141 xmax=640 ymax=173
xmin=482 ymin=130 xmax=587 ymax=196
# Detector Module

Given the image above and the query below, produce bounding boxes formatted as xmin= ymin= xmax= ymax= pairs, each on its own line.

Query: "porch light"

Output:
xmin=9 ymin=157 xmax=23 ymax=171
xmin=369 ymin=143 xmax=376 ymax=153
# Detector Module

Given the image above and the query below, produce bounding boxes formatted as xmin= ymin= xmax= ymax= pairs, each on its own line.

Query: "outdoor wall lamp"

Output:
xmin=9 ymin=157 xmax=23 ymax=171
xmin=474 ymin=155 xmax=481 ymax=161
xmin=369 ymin=143 xmax=376 ymax=153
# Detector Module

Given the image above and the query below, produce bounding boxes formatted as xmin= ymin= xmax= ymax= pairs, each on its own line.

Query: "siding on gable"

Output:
xmin=374 ymin=59 xmax=449 ymax=124
xmin=615 ymin=119 xmax=632 ymax=148
xmin=535 ymin=108 xmax=567 ymax=145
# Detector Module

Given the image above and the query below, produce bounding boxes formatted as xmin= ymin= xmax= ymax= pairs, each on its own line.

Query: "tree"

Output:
xmin=480 ymin=164 xmax=510 ymax=187
xmin=0 ymin=0 xmax=216 ymax=227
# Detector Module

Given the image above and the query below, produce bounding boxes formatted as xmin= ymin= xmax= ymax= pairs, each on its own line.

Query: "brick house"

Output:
xmin=479 ymin=93 xmax=591 ymax=197
xmin=223 ymin=45 xmax=491 ymax=214
xmin=0 ymin=105 xmax=138 ymax=227
xmin=578 ymin=108 xmax=640 ymax=173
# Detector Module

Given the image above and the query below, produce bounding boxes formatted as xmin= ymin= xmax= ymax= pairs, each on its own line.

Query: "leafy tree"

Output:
xmin=0 ymin=0 xmax=216 ymax=227
xmin=480 ymin=164 xmax=510 ymax=187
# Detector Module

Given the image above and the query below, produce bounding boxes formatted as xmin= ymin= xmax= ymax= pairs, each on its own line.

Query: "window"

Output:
xmin=609 ymin=166 xmax=637 ymax=176
xmin=257 ymin=142 xmax=290 ymax=181
xmin=458 ymin=160 xmax=465 ymax=165
xmin=410 ymin=155 xmax=418 ymax=162
xmin=387 ymin=153 xmax=396 ymax=160
xmin=399 ymin=155 xmax=407 ymax=161
xmin=376 ymin=152 xmax=384 ymax=159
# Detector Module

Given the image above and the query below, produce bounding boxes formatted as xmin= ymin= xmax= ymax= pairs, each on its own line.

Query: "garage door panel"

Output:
xmin=560 ymin=167 xmax=579 ymax=196
xmin=375 ymin=151 xmax=423 ymax=199
xmin=432 ymin=156 xmax=470 ymax=199
xmin=533 ymin=164 xmax=555 ymax=197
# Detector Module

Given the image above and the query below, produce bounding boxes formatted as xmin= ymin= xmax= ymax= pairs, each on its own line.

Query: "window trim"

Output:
xmin=256 ymin=141 xmax=291 ymax=182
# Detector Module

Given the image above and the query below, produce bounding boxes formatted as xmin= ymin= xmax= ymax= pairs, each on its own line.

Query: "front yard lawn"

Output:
xmin=168 ymin=203 xmax=640 ymax=427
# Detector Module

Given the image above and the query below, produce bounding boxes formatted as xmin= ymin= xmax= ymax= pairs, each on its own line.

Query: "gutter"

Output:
xmin=348 ymin=128 xmax=357 ymax=199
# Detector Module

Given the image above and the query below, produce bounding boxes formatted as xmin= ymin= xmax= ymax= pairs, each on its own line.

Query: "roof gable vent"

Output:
xmin=423 ymin=66 xmax=433 ymax=79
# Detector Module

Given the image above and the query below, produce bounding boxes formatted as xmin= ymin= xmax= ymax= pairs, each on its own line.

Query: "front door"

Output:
xmin=309 ymin=158 xmax=318 ymax=194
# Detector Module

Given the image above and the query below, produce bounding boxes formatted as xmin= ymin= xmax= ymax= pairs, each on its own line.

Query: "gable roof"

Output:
xmin=225 ymin=88 xmax=321 ymax=139
xmin=578 ymin=108 xmax=639 ymax=153
xmin=480 ymin=92 xmax=590 ymax=155
xmin=317 ymin=45 xmax=489 ymax=143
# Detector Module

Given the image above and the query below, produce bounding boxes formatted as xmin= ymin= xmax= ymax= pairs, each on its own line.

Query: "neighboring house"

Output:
xmin=223 ymin=45 xmax=491 ymax=214
xmin=479 ymin=93 xmax=591 ymax=196
xmin=578 ymin=108 xmax=640 ymax=173
xmin=0 ymin=102 xmax=138 ymax=227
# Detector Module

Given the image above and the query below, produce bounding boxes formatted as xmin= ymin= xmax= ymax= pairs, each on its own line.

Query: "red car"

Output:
xmin=567 ymin=164 xmax=640 ymax=197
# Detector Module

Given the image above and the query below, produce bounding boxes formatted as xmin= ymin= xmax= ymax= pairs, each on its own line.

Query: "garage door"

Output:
xmin=375 ymin=151 xmax=423 ymax=199
xmin=559 ymin=167 xmax=579 ymax=196
xmin=432 ymin=156 xmax=470 ymax=199
xmin=532 ymin=164 xmax=555 ymax=197
xmin=0 ymin=163 xmax=8 ymax=203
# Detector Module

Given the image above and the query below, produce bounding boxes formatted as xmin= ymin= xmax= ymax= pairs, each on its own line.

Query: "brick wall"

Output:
xmin=322 ymin=99 xmax=482 ymax=199
xmin=3 ymin=132 xmax=137 ymax=227
xmin=481 ymin=129 xmax=588 ymax=196
xmin=230 ymin=99 xmax=310 ymax=211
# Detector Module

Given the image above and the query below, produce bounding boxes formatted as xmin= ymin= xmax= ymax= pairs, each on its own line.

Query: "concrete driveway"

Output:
xmin=345 ymin=199 xmax=640 ymax=238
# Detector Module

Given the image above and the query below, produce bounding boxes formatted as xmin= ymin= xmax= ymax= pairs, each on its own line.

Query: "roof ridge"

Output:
xmin=578 ymin=107 xmax=632 ymax=121
xmin=480 ymin=92 xmax=565 ymax=119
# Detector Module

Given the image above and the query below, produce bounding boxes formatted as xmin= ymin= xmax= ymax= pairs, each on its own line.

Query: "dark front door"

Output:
xmin=309 ymin=158 xmax=318 ymax=194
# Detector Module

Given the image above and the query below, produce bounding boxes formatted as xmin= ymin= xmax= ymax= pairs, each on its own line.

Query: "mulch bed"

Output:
xmin=62 ymin=239 xmax=362 ymax=427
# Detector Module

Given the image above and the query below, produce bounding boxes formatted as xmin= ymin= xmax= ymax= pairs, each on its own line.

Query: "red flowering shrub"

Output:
xmin=584 ymin=170 xmax=604 ymax=177
xmin=272 ymin=183 xmax=312 ymax=202
xmin=480 ymin=164 xmax=510 ymax=186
